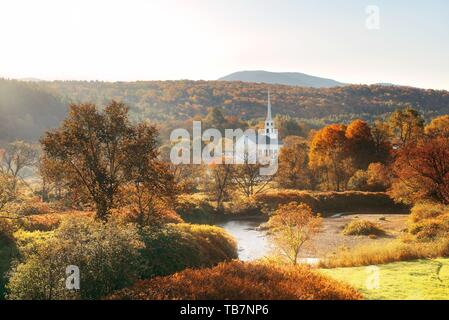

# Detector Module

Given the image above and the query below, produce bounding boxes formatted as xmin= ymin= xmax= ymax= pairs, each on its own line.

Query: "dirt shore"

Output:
xmin=300 ymin=213 xmax=409 ymax=259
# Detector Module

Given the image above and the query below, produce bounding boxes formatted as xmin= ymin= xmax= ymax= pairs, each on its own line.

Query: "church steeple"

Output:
xmin=266 ymin=90 xmax=272 ymax=121
xmin=264 ymin=90 xmax=275 ymax=137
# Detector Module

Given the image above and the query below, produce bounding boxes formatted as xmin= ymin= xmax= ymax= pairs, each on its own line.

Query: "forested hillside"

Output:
xmin=1 ymin=79 xmax=449 ymax=142
xmin=34 ymin=80 xmax=449 ymax=122
xmin=0 ymin=80 xmax=67 ymax=142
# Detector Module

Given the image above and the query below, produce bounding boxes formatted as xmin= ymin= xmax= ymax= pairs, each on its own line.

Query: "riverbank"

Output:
xmin=299 ymin=213 xmax=408 ymax=259
xmin=177 ymin=191 xmax=409 ymax=224
xmin=217 ymin=213 xmax=409 ymax=261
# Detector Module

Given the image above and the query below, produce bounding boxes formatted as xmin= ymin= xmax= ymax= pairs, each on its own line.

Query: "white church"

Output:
xmin=234 ymin=91 xmax=282 ymax=164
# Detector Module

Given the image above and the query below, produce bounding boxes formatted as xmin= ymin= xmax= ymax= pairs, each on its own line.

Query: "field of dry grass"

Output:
xmin=109 ymin=261 xmax=362 ymax=300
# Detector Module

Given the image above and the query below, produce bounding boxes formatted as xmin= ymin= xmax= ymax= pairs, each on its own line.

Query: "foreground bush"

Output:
xmin=407 ymin=203 xmax=449 ymax=240
xmin=0 ymin=219 xmax=18 ymax=299
xmin=139 ymin=223 xmax=237 ymax=279
xmin=409 ymin=202 xmax=449 ymax=223
xmin=7 ymin=217 xmax=144 ymax=300
xmin=0 ymin=236 xmax=16 ymax=299
xmin=109 ymin=261 xmax=362 ymax=300
xmin=0 ymin=218 xmax=16 ymax=241
xmin=6 ymin=218 xmax=237 ymax=300
xmin=342 ymin=219 xmax=385 ymax=236
xmin=320 ymin=239 xmax=449 ymax=268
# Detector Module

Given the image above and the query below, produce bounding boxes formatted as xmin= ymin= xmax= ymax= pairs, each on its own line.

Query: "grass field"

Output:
xmin=320 ymin=258 xmax=449 ymax=300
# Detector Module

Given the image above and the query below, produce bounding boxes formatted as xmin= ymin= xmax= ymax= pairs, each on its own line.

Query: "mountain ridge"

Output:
xmin=219 ymin=70 xmax=345 ymax=88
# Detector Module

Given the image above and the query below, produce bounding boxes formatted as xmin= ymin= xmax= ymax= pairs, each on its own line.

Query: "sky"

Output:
xmin=0 ymin=0 xmax=448 ymax=89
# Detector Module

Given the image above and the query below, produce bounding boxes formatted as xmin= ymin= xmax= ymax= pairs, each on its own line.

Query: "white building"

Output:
xmin=235 ymin=91 xmax=282 ymax=164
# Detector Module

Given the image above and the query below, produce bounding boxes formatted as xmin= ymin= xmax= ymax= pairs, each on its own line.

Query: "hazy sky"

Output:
xmin=1 ymin=0 xmax=448 ymax=89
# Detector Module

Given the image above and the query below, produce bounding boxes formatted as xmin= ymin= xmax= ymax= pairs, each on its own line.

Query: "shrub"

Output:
xmin=13 ymin=229 xmax=54 ymax=257
xmin=7 ymin=216 xmax=144 ymax=300
xmin=19 ymin=214 xmax=62 ymax=232
xmin=408 ymin=216 xmax=449 ymax=240
xmin=407 ymin=203 xmax=449 ymax=240
xmin=6 ymin=218 xmax=237 ymax=300
xmin=0 ymin=218 xmax=17 ymax=241
xmin=348 ymin=170 xmax=369 ymax=191
xmin=409 ymin=202 xmax=448 ymax=223
xmin=19 ymin=211 xmax=93 ymax=232
xmin=227 ymin=195 xmax=260 ymax=216
xmin=342 ymin=219 xmax=386 ymax=236
xmin=138 ymin=223 xmax=237 ymax=279
xmin=0 ymin=215 xmax=20 ymax=298
xmin=175 ymin=194 xmax=217 ymax=223
xmin=3 ymin=199 xmax=51 ymax=216
xmin=0 ymin=234 xmax=17 ymax=299
xmin=112 ymin=206 xmax=183 ymax=226
xmin=108 ymin=261 xmax=362 ymax=300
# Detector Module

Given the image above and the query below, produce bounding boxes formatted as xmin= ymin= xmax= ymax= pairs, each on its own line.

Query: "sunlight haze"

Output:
xmin=0 ymin=0 xmax=448 ymax=89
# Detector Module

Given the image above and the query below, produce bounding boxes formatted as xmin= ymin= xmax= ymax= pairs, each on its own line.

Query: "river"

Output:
xmin=216 ymin=219 xmax=271 ymax=261
xmin=216 ymin=213 xmax=408 ymax=262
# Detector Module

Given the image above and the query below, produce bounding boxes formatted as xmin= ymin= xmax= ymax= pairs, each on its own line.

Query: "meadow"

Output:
xmin=321 ymin=259 xmax=449 ymax=300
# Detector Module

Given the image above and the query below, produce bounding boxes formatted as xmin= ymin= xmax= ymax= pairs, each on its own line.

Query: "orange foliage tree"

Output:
xmin=391 ymin=136 xmax=449 ymax=204
xmin=346 ymin=119 xmax=376 ymax=170
xmin=309 ymin=124 xmax=353 ymax=191
xmin=276 ymin=136 xmax=312 ymax=190
xmin=425 ymin=115 xmax=449 ymax=138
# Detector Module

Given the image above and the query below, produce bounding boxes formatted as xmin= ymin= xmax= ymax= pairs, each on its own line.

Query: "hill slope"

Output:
xmin=0 ymin=79 xmax=67 ymax=142
xmin=219 ymin=70 xmax=344 ymax=88
xmin=1 ymin=79 xmax=449 ymax=142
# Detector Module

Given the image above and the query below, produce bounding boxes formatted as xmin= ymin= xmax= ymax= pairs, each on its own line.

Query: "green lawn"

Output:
xmin=320 ymin=258 xmax=449 ymax=300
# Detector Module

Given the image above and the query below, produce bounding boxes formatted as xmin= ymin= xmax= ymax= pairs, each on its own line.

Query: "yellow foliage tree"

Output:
xmin=268 ymin=202 xmax=322 ymax=265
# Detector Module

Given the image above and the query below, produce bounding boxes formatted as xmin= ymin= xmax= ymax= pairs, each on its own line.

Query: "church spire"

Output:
xmin=266 ymin=90 xmax=272 ymax=121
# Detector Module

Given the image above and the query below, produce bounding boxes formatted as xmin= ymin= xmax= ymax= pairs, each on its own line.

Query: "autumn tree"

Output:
xmin=391 ymin=136 xmax=449 ymax=204
xmin=425 ymin=115 xmax=449 ymax=138
xmin=204 ymin=108 xmax=227 ymax=133
xmin=0 ymin=173 xmax=15 ymax=212
xmin=268 ymin=202 xmax=322 ymax=265
xmin=120 ymin=123 xmax=176 ymax=225
xmin=276 ymin=115 xmax=304 ymax=138
xmin=39 ymin=156 xmax=68 ymax=202
xmin=41 ymin=101 xmax=173 ymax=220
xmin=0 ymin=141 xmax=38 ymax=198
xmin=370 ymin=119 xmax=392 ymax=164
xmin=232 ymin=162 xmax=272 ymax=197
xmin=309 ymin=124 xmax=353 ymax=191
xmin=346 ymin=120 xmax=376 ymax=170
xmin=367 ymin=162 xmax=391 ymax=191
xmin=205 ymin=161 xmax=234 ymax=212
xmin=276 ymin=136 xmax=311 ymax=189
xmin=388 ymin=107 xmax=424 ymax=147
xmin=348 ymin=162 xmax=391 ymax=192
